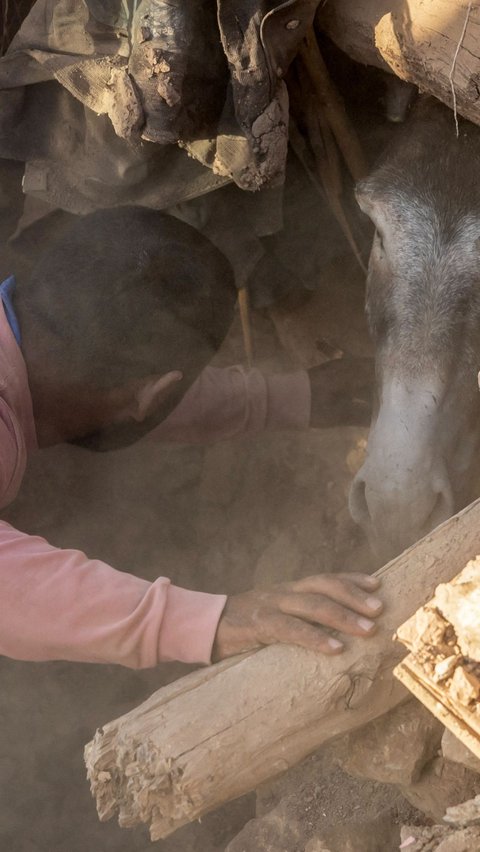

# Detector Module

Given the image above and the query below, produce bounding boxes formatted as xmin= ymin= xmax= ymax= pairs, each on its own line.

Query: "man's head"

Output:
xmin=17 ymin=206 xmax=236 ymax=449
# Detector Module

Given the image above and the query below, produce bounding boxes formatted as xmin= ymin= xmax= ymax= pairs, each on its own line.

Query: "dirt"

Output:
xmin=237 ymin=746 xmax=428 ymax=852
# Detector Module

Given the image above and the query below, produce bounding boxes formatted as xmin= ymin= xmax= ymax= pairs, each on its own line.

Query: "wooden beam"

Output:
xmin=85 ymin=497 xmax=480 ymax=841
xmin=318 ymin=0 xmax=480 ymax=126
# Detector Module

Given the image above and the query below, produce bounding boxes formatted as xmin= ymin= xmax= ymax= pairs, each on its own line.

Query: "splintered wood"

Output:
xmin=395 ymin=557 xmax=480 ymax=761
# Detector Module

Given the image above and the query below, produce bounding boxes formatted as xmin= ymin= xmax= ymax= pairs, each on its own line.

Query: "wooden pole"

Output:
xmin=290 ymin=62 xmax=367 ymax=273
xmin=318 ymin=0 xmax=480 ymax=128
xmin=299 ymin=29 xmax=369 ymax=181
xmin=85 ymin=497 xmax=480 ymax=841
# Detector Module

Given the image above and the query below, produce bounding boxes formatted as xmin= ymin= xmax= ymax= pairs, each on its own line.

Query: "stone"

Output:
xmin=435 ymin=558 xmax=480 ymax=660
xmin=444 ymin=794 xmax=480 ymax=827
xmin=436 ymin=829 xmax=480 ymax=851
xmin=442 ymin=730 xmax=480 ymax=775
xmin=400 ymin=823 xmax=480 ymax=851
xmin=224 ymin=799 xmax=304 ymax=852
xmin=333 ymin=699 xmax=443 ymax=786
xmin=400 ymin=757 xmax=480 ymax=822
xmin=449 ymin=667 xmax=480 ymax=706
xmin=433 ymin=656 xmax=460 ymax=684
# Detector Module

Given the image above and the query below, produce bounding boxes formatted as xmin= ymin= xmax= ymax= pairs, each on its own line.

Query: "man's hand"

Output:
xmin=308 ymin=357 xmax=374 ymax=427
xmin=212 ymin=573 xmax=383 ymax=661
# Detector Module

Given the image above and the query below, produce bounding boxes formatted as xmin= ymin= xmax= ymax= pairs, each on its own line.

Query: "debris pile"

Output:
xmin=395 ymin=556 xmax=480 ymax=763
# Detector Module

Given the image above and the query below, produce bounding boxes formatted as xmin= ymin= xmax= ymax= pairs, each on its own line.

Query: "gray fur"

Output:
xmin=350 ymin=97 xmax=480 ymax=560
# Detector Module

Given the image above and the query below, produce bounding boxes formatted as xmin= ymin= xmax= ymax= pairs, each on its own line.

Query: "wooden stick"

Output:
xmin=299 ymin=29 xmax=369 ymax=181
xmin=303 ymin=84 xmax=367 ymax=274
xmin=238 ymin=286 xmax=254 ymax=368
xmin=85 ymin=496 xmax=480 ymax=841
xmin=288 ymin=69 xmax=367 ymax=273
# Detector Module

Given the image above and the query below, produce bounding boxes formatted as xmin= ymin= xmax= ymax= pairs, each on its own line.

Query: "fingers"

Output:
xmin=256 ymin=611 xmax=346 ymax=655
xmin=277 ymin=592 xmax=379 ymax=638
xmin=345 ymin=573 xmax=381 ymax=591
xmin=287 ymin=573 xmax=383 ymax=619
xmin=213 ymin=572 xmax=384 ymax=662
xmin=291 ymin=572 xmax=379 ymax=593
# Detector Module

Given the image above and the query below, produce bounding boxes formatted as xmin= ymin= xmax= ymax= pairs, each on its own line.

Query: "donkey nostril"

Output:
xmin=349 ymin=476 xmax=371 ymax=528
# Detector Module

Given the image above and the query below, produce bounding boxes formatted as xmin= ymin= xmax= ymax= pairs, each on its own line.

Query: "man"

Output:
xmin=0 ymin=206 xmax=382 ymax=669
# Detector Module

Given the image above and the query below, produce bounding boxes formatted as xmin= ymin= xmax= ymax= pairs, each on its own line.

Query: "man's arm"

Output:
xmin=213 ymin=573 xmax=383 ymax=660
xmin=0 ymin=356 xmax=378 ymax=668
xmin=0 ymin=519 xmax=383 ymax=668
xmin=0 ymin=519 xmax=226 ymax=667
xmin=146 ymin=365 xmax=311 ymax=443
xmin=146 ymin=358 xmax=373 ymax=445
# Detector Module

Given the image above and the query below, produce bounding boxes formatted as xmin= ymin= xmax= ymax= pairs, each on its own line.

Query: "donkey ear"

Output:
xmin=355 ymin=181 xmax=390 ymax=238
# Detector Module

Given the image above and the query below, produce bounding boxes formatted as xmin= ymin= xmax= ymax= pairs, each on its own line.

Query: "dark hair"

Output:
xmin=23 ymin=206 xmax=236 ymax=386
xmin=19 ymin=206 xmax=237 ymax=448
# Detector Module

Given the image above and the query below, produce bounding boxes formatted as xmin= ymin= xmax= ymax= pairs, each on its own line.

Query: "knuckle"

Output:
xmin=313 ymin=598 xmax=343 ymax=619
xmin=324 ymin=576 xmax=354 ymax=597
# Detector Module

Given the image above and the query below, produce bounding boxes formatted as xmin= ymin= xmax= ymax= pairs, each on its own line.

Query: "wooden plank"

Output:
xmin=85 ymin=497 xmax=480 ymax=841
xmin=395 ymin=661 xmax=480 ymax=763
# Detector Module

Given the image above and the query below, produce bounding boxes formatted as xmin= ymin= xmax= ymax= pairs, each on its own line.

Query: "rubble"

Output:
xmin=332 ymin=700 xmax=443 ymax=787
xmin=395 ymin=558 xmax=480 ymax=766
xmin=441 ymin=730 xmax=480 ymax=775
xmin=399 ymin=824 xmax=480 ymax=852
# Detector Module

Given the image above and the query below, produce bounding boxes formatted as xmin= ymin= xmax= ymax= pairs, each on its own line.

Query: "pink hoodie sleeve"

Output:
xmin=0 ymin=520 xmax=226 ymax=668
xmin=146 ymin=366 xmax=311 ymax=444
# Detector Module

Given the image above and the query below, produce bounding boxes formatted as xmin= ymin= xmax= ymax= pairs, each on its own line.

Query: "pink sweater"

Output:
xmin=0 ymin=306 xmax=310 ymax=668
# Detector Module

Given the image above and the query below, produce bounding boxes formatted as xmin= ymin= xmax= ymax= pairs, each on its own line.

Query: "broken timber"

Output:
xmin=318 ymin=0 xmax=480 ymax=127
xmin=395 ymin=556 xmax=480 ymax=764
xmin=85 ymin=497 xmax=480 ymax=841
